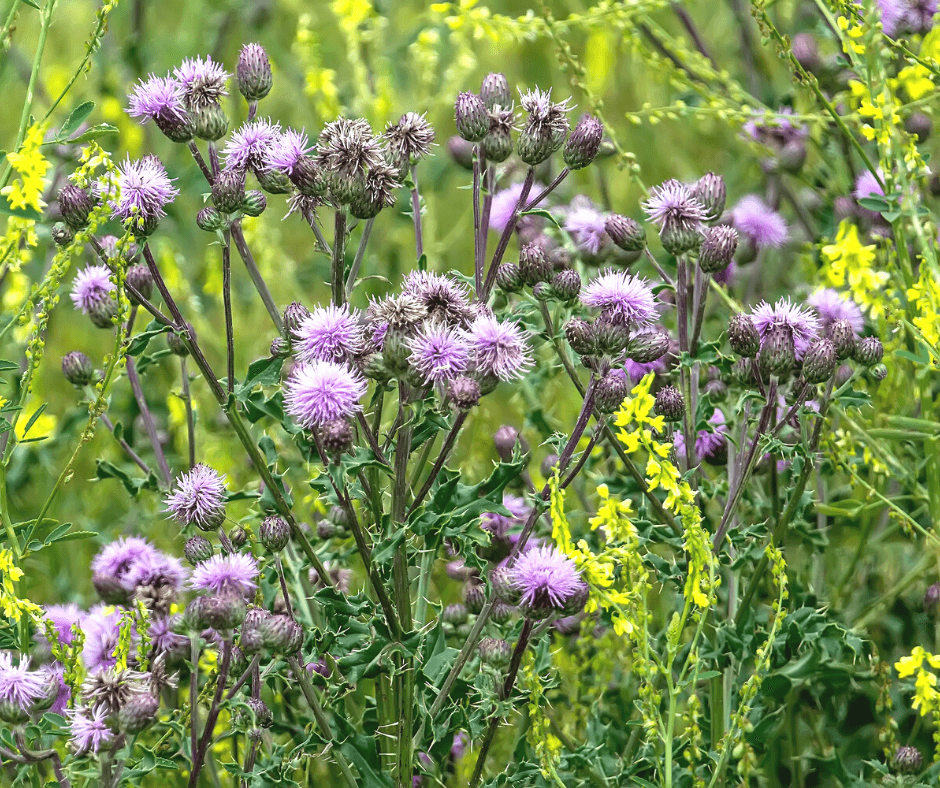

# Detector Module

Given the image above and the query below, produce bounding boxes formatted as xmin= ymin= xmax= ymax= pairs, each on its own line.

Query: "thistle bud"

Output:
xmin=532 ymin=282 xmax=553 ymax=301
xmin=270 ymin=336 xmax=291 ymax=358
xmin=443 ymin=604 xmax=468 ymax=626
xmin=704 ymin=378 xmax=728 ymax=402
xmin=870 ymin=362 xmax=888 ymax=382
xmin=192 ymin=103 xmax=229 ymax=141
xmin=241 ymin=190 xmax=267 ymax=218
xmin=204 ymin=594 xmax=247 ymax=631
xmin=728 ymin=314 xmax=760 ymax=358
xmin=491 ymin=601 xmax=514 ymax=624
xmin=184 ymin=535 xmax=214 ymax=566
xmin=561 ymin=582 xmax=590 ymax=616
xmin=447 ymin=136 xmax=476 ymax=170
xmin=541 ymin=453 xmax=560 ymax=477
xmin=121 ymin=265 xmax=152 ymax=307
xmin=854 ymin=336 xmax=884 ymax=366
xmin=58 ymin=185 xmax=96 ymax=229
xmin=594 ymin=318 xmax=631 ymax=356
xmin=52 ymin=222 xmax=74 ymax=246
xmin=480 ymin=73 xmax=511 ymax=110
xmin=260 ymin=614 xmax=303 ymax=653
xmin=316 ymin=520 xmax=337 ymax=540
xmin=89 ymin=295 xmax=118 ymax=329
xmin=655 ymin=385 xmax=684 ymax=422
xmin=283 ymin=302 xmax=311 ymax=338
xmin=447 ymin=375 xmax=481 ymax=410
xmin=495 ymin=262 xmax=523 ymax=293
xmin=491 ymin=564 xmax=521 ymax=605
xmin=229 ymin=524 xmax=248 ymax=548
xmin=660 ymin=220 xmax=703 ymax=257
xmin=565 ymin=317 xmax=597 ymax=356
xmin=117 ymin=694 xmax=159 ymax=734
xmin=563 ymin=115 xmax=603 ymax=170
xmin=519 ymin=243 xmax=551 ymax=286
xmin=290 ymin=155 xmax=327 ymax=197
xmin=62 ymin=351 xmax=94 ymax=387
xmin=478 ymin=637 xmax=512 ymax=669
xmin=517 ymin=124 xmax=554 ymax=166
xmin=260 ymin=515 xmax=291 ymax=552
xmin=893 ymin=746 xmax=923 ymax=774
xmin=801 ymin=338 xmax=837 ymax=384
xmin=778 ymin=140 xmax=807 ymax=174
xmin=698 ymin=226 xmax=738 ymax=273
xmin=454 ymin=92 xmax=489 ymax=142
xmin=924 ymin=582 xmax=940 ymax=613
xmin=605 ymin=214 xmax=646 ymax=252
xmin=234 ymin=698 xmax=273 ymax=731
xmin=167 ymin=323 xmax=195 ymax=357
xmin=0 ymin=699 xmax=30 ymax=726
xmin=464 ymin=582 xmax=486 ymax=615
xmin=237 ymin=43 xmax=273 ymax=102
xmin=254 ymin=167 xmax=291 ymax=195
xmin=595 ymin=370 xmax=629 ymax=414
xmin=828 ymin=319 xmax=857 ymax=360
xmin=550 ymin=269 xmax=581 ymax=302
xmin=757 ymin=324 xmax=795 ymax=377
xmin=196 ymin=206 xmax=226 ymax=232
xmin=319 ymin=418 xmax=354 ymax=454
xmin=625 ymin=331 xmax=670 ymax=364
xmin=691 ymin=173 xmax=726 ymax=224
xmin=493 ymin=425 xmax=529 ymax=463
xmin=731 ymin=358 xmax=757 ymax=387
xmin=482 ymin=126 xmax=514 ymax=163
xmin=905 ymin=112 xmax=932 ymax=143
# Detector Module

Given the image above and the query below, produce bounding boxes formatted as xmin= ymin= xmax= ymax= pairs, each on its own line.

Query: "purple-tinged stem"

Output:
xmin=408 ymin=410 xmax=468 ymax=515
xmin=230 ymin=222 xmax=284 ymax=334
xmin=188 ymin=639 xmax=233 ymax=787
xmin=345 ymin=217 xmax=375 ymax=300
xmin=481 ymin=167 xmax=534 ymax=300
xmin=187 ymin=142 xmax=214 ymax=184
xmin=522 ymin=167 xmax=569 ymax=212
xmin=180 ymin=357 xmax=196 ymax=469
xmin=472 ymin=146 xmax=483 ymax=294
xmin=275 ymin=554 xmax=295 ymax=619
xmin=410 ymin=163 xmax=424 ymax=260
xmin=690 ymin=266 xmax=710 ymax=353
xmin=222 ymin=231 xmax=235 ymax=398
xmin=226 ymin=653 xmax=261 ymax=700
xmin=98 ymin=412 xmax=151 ymax=477
xmin=480 ymin=164 xmax=495 ymax=261
xmin=208 ymin=142 xmax=221 ymax=177
xmin=643 ymin=247 xmax=675 ymax=288
xmin=332 ymin=209 xmax=348 ymax=307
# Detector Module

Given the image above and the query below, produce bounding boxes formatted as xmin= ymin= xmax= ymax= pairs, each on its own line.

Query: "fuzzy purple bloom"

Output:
xmin=190 ymin=553 xmax=259 ymax=599
xmin=406 ymin=321 xmax=471 ymax=384
xmin=284 ymin=360 xmax=367 ymax=428
xmin=807 ymin=288 xmax=865 ymax=335
xmin=127 ymin=75 xmax=187 ymax=125
xmin=509 ymin=545 xmax=586 ymax=612
xmin=673 ymin=409 xmax=728 ymax=461
xmin=112 ymin=155 xmax=179 ymax=223
xmin=854 ymin=169 xmax=885 ymax=215
xmin=148 ymin=615 xmax=189 ymax=659
xmin=91 ymin=537 xmax=162 ymax=587
xmin=878 ymin=0 xmax=937 ymax=36
xmin=70 ymin=265 xmax=115 ymax=314
xmin=751 ymin=298 xmax=821 ymax=360
xmin=173 ymin=56 xmax=230 ymax=108
xmin=223 ymin=118 xmax=281 ymax=172
xmin=581 ymin=269 xmax=659 ymax=328
xmin=489 ymin=182 xmax=531 ymax=234
xmin=69 ymin=706 xmax=115 ymax=753
xmin=165 ymin=464 xmax=227 ymax=530
xmin=562 ymin=196 xmax=608 ymax=254
xmin=463 ymin=315 xmax=533 ymax=381
xmin=451 ymin=731 xmax=469 ymax=760
xmin=0 ymin=652 xmax=45 ymax=708
xmin=643 ymin=179 xmax=707 ymax=237
xmin=39 ymin=604 xmax=84 ymax=649
xmin=623 ymin=357 xmax=668 ymax=383
xmin=122 ymin=550 xmax=188 ymax=593
xmin=401 ymin=271 xmax=472 ymax=326
xmin=42 ymin=664 xmax=70 ymax=716
xmin=263 ymin=127 xmax=311 ymax=175
xmin=732 ymin=195 xmax=788 ymax=249
xmin=294 ymin=305 xmax=364 ymax=364
xmin=81 ymin=608 xmax=124 ymax=672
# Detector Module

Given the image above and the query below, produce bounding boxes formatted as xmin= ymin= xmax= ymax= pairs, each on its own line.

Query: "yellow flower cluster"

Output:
xmin=896 ymin=647 xmax=940 ymax=722
xmin=2 ymin=122 xmax=51 ymax=213
xmin=520 ymin=654 xmax=563 ymax=782
xmin=0 ymin=549 xmax=42 ymax=622
xmin=820 ymin=221 xmax=889 ymax=320
xmin=907 ymin=270 xmax=940 ymax=350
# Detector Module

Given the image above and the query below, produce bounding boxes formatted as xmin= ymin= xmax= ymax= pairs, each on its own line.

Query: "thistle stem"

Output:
xmin=188 ymin=639 xmax=233 ymax=788
xmin=332 ymin=209 xmax=348 ymax=307
xmin=98 ymin=412 xmax=151 ymax=477
xmin=481 ymin=167 xmax=534 ymax=300
xmin=222 ymin=230 xmax=235 ymax=398
xmin=187 ymin=142 xmax=214 ymax=184
xmin=410 ymin=163 xmax=424 ymax=260
xmin=522 ymin=167 xmax=569 ymax=212
xmin=180 ymin=357 xmax=196 ymax=469
xmin=472 ymin=146 xmax=483 ymax=294
xmin=230 ymin=222 xmax=284 ymax=334
xmin=345 ymin=216 xmax=375 ymax=300
xmin=408 ymin=411 xmax=468 ymax=514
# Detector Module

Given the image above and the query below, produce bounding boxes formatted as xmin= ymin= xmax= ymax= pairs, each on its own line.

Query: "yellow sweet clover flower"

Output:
xmin=820 ymin=221 xmax=889 ymax=319
xmin=588 ymin=483 xmax=634 ymax=542
xmin=907 ymin=270 xmax=940 ymax=349
xmin=0 ymin=549 xmax=43 ymax=622
xmin=836 ymin=16 xmax=866 ymax=55
xmin=2 ymin=122 xmax=51 ymax=213
xmin=896 ymin=647 xmax=940 ymax=716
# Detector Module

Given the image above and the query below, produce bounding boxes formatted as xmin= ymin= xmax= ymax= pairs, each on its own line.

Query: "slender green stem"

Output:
xmin=230 ymin=222 xmax=283 ymax=334
xmin=221 ymin=231 xmax=235 ymax=397
xmin=180 ymin=358 xmax=196 ymax=469
xmin=410 ymin=164 xmax=424 ymax=260
xmin=345 ymin=216 xmax=375 ymax=300
xmin=332 ymin=210 xmax=348 ymax=306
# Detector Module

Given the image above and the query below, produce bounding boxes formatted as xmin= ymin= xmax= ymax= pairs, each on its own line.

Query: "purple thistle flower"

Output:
xmin=69 ymin=706 xmax=115 ymax=753
xmin=91 ymin=537 xmax=162 ymax=588
xmin=673 ymin=409 xmax=728 ymax=461
xmin=806 ymin=288 xmax=864 ymax=335
xmin=294 ymin=305 xmax=364 ymax=364
xmin=401 ymin=271 xmax=472 ymax=326
xmin=643 ymin=179 xmax=707 ymax=238
xmin=223 ymin=118 xmax=281 ymax=172
xmin=463 ymin=315 xmax=532 ymax=381
xmin=712 ymin=259 xmax=737 ymax=287
xmin=623 ymin=357 xmax=668 ymax=383
xmin=562 ymin=196 xmax=608 ymax=254
xmin=42 ymin=664 xmax=70 ymax=716
xmin=283 ymin=360 xmax=367 ymax=429
xmin=173 ymin=55 xmax=230 ymax=109
xmin=70 ymin=265 xmax=115 ymax=314
xmin=38 ymin=604 xmax=84 ymax=649
xmin=490 ymin=181 xmax=533 ymax=234
xmin=0 ymin=652 xmax=45 ymax=709
xmin=81 ymin=608 xmax=123 ymax=672
xmin=149 ymin=615 xmax=188 ymax=660
xmin=112 ymin=155 xmax=179 ymax=223
xmin=854 ymin=169 xmax=885 ymax=211
xmin=751 ymin=298 xmax=821 ymax=360
xmin=878 ymin=0 xmax=937 ymax=36
xmin=509 ymin=545 xmax=585 ymax=612
xmin=732 ymin=195 xmax=789 ymax=249
xmin=581 ymin=269 xmax=659 ymax=328
xmin=315 ymin=117 xmax=384 ymax=179
xmin=122 ymin=550 xmax=188 ymax=594
xmin=164 ymin=464 xmax=227 ymax=530
xmin=263 ymin=127 xmax=311 ymax=175
xmin=190 ymin=553 xmax=259 ymax=599
xmin=519 ymin=87 xmax=573 ymax=141
xmin=127 ymin=74 xmax=188 ymax=125
xmin=406 ymin=321 xmax=471 ymax=384
xmin=451 ymin=731 xmax=469 ymax=760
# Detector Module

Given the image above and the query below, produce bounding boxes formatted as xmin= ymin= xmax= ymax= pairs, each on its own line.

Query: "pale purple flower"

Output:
xmin=294 ymin=305 xmax=364 ymax=363
xmin=854 ymin=169 xmax=886 ymax=220
xmin=401 ymin=271 xmax=472 ymax=326
xmin=284 ymin=360 xmax=367 ymax=428
xmin=451 ymin=732 xmax=469 ymax=760
xmin=149 ymin=615 xmax=188 ymax=660
xmin=173 ymin=55 xmax=230 ymax=109
xmin=223 ymin=118 xmax=281 ymax=171
xmin=712 ymin=259 xmax=737 ymax=286
xmin=91 ymin=537 xmax=161 ymax=588
xmin=563 ymin=196 xmax=608 ymax=254
xmin=518 ymin=87 xmax=573 ymax=140
xmin=112 ymin=155 xmax=179 ymax=223
xmin=623 ymin=357 xmax=667 ymax=383
xmin=643 ymin=179 xmax=707 ymax=234
xmin=70 ymin=265 xmax=115 ymax=314
xmin=127 ymin=74 xmax=187 ymax=125
xmin=69 ymin=706 xmax=115 ymax=753
xmin=807 ymin=288 xmax=864 ymax=335
xmin=406 ymin=321 xmax=470 ymax=384
xmin=490 ymin=182 xmax=530 ymax=234
xmin=42 ymin=664 xmax=70 ymax=716
xmin=164 ymin=464 xmax=227 ymax=530
xmin=878 ymin=0 xmax=937 ymax=36
xmin=732 ymin=195 xmax=788 ymax=249
xmin=463 ymin=315 xmax=532 ymax=381
xmin=673 ymin=409 xmax=727 ymax=461
xmin=581 ymin=269 xmax=659 ymax=327
xmin=122 ymin=550 xmax=188 ymax=593
xmin=81 ymin=608 xmax=123 ymax=672
xmin=0 ymin=652 xmax=45 ymax=708
xmin=38 ymin=604 xmax=84 ymax=649
xmin=751 ymin=298 xmax=821 ymax=360
xmin=743 ymin=108 xmax=808 ymax=149
xmin=509 ymin=545 xmax=585 ymax=612
xmin=263 ymin=127 xmax=311 ymax=175
xmin=190 ymin=553 xmax=259 ymax=598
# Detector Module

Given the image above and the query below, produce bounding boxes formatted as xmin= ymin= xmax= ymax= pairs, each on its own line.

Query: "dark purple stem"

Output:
xmin=188 ymin=639 xmax=233 ymax=788
xmin=480 ymin=167 xmax=534 ymax=300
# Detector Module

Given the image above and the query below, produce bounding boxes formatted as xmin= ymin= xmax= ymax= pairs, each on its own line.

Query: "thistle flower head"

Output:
xmin=164 ymin=464 xmax=227 ymax=530
xmin=489 ymin=181 xmax=535 ymax=234
xmin=294 ymin=305 xmax=364 ymax=364
xmin=352 ymin=161 xmax=399 ymax=219
xmin=223 ymin=118 xmax=281 ymax=172
xmin=127 ymin=74 xmax=188 ymax=125
xmin=284 ymin=360 xmax=367 ymax=429
xmin=509 ymin=545 xmax=586 ymax=618
xmin=91 ymin=537 xmax=161 ymax=587
xmin=402 ymin=271 xmax=472 ymax=327
xmin=463 ymin=315 xmax=533 ymax=381
xmin=732 ymin=195 xmax=789 ymax=249
xmin=581 ymin=269 xmax=659 ymax=328
xmin=81 ymin=666 xmax=149 ymax=716
xmin=112 ymin=155 xmax=179 ymax=225
xmin=383 ymin=112 xmax=436 ymax=168
xmin=122 ymin=550 xmax=188 ymax=596
xmin=751 ymin=298 xmax=821 ymax=360
xmin=39 ymin=604 xmax=84 ymax=649
xmin=519 ymin=87 xmax=572 ymax=142
xmin=806 ymin=288 xmax=864 ymax=335
xmin=0 ymin=652 xmax=45 ymax=709
xmin=879 ymin=0 xmax=937 ymax=37
xmin=263 ymin=127 xmax=311 ymax=175
xmin=673 ymin=408 xmax=728 ymax=461
xmin=406 ymin=321 xmax=471 ymax=384
xmin=81 ymin=609 xmax=124 ymax=673
xmin=190 ymin=553 xmax=259 ymax=599
xmin=643 ymin=179 xmax=707 ymax=253
xmin=69 ymin=706 xmax=115 ymax=753
xmin=854 ymin=168 xmax=885 ymax=203
xmin=173 ymin=56 xmax=230 ymax=109
xmin=563 ymin=196 xmax=608 ymax=254
xmin=70 ymin=265 xmax=115 ymax=314
xmin=367 ymin=293 xmax=428 ymax=333
xmin=316 ymin=117 xmax=384 ymax=178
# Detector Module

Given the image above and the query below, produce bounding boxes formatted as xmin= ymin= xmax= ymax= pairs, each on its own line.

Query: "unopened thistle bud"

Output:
xmin=290 ymin=155 xmax=327 ymax=197
xmin=561 ymin=583 xmax=590 ymax=616
xmin=655 ymin=385 xmax=684 ymax=421
xmin=283 ymin=302 xmax=311 ymax=338
xmin=563 ymin=115 xmax=603 ymax=170
xmin=791 ymin=32 xmax=821 ymax=73
xmin=62 ymin=351 xmax=94 ymax=387
xmin=692 ymin=173 xmax=726 ymax=224
xmin=260 ymin=614 xmax=303 ymax=654
xmin=854 ymin=336 xmax=884 ymax=366
xmin=491 ymin=601 xmax=514 ymax=624
xmin=550 ymin=269 xmax=581 ymax=302
xmin=443 ymin=604 xmax=468 ymax=626
xmin=447 ymin=375 xmax=481 ymax=410
xmin=704 ymin=378 xmax=728 ymax=402
xmin=234 ymin=698 xmax=273 ymax=731
xmin=491 ymin=564 xmax=522 ymax=605
xmin=196 ymin=206 xmax=226 ymax=232
xmin=604 ymin=214 xmax=646 ymax=252
xmin=660 ymin=219 xmax=703 ymax=256
xmin=167 ymin=323 xmax=194 ymax=357
xmin=237 ymin=43 xmax=272 ymax=102
xmin=595 ymin=371 xmax=629 ymax=414
xmin=564 ymin=317 xmax=596 ymax=356
xmin=319 ymin=418 xmax=354 ymax=455
xmin=229 ymin=524 xmax=248 ymax=548
xmin=117 ymin=694 xmax=159 ymax=734
xmin=924 ymin=582 xmax=940 ymax=613
xmin=801 ymin=338 xmax=837 ymax=384
xmin=0 ymin=700 xmax=29 ymax=726
xmin=698 ymin=226 xmax=738 ymax=273
xmin=541 ymin=453 xmax=560 ymax=477
xmin=464 ymin=582 xmax=486 ymax=614
xmin=254 ymin=167 xmax=291 ymax=195
xmin=778 ymin=139 xmax=806 ymax=174
xmin=192 ymin=103 xmax=229 ymax=141
xmin=58 ymin=185 xmax=96 ymax=229
xmin=519 ymin=243 xmax=551 ymax=286
xmin=517 ymin=124 xmax=554 ymax=166
xmin=493 ymin=425 xmax=529 ymax=463
xmin=454 ymin=92 xmax=489 ymax=142
xmin=870 ymin=362 xmax=887 ymax=382
xmin=478 ymin=637 xmax=512 ymax=669
xmin=480 ymin=73 xmax=511 ymax=110
xmin=496 ymin=263 xmax=523 ymax=293
xmin=905 ymin=112 xmax=932 ymax=143
xmin=532 ymin=282 xmax=553 ymax=301
xmin=893 ymin=746 xmax=923 ymax=774
xmin=270 ymin=336 xmax=291 ymax=358
xmin=728 ymin=314 xmax=760 ymax=358
xmin=758 ymin=324 xmax=796 ymax=377
xmin=126 ymin=264 xmax=154 ymax=305
xmin=594 ymin=318 xmax=631 ymax=356
xmin=828 ymin=319 xmax=857 ymax=360
xmin=241 ymin=190 xmax=267 ymax=217
xmin=204 ymin=594 xmax=248 ymax=631
xmin=260 ymin=515 xmax=291 ymax=552
xmin=447 ymin=136 xmax=475 ymax=169
xmin=89 ymin=295 xmax=118 ymax=329
xmin=184 ymin=535 xmax=213 ymax=566
xmin=483 ymin=123 xmax=514 ymax=163
xmin=625 ymin=331 xmax=670 ymax=364
xmin=52 ymin=222 xmax=74 ymax=246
